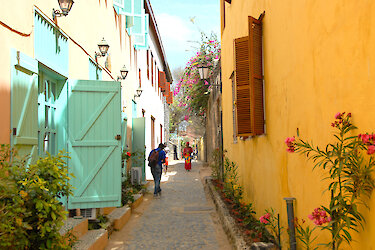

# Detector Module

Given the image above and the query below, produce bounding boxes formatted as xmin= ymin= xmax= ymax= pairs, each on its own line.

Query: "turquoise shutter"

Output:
xmin=67 ymin=80 xmax=122 ymax=209
xmin=121 ymin=118 xmax=127 ymax=181
xmin=119 ymin=0 xmax=133 ymax=15
xmin=132 ymin=117 xmax=145 ymax=181
xmin=10 ymin=50 xmax=39 ymax=164
xmin=134 ymin=14 xmax=149 ymax=49
xmin=132 ymin=100 xmax=137 ymax=118
xmin=113 ymin=0 xmax=124 ymax=14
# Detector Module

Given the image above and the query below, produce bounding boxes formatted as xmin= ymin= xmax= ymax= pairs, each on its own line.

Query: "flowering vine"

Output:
xmin=174 ymin=32 xmax=221 ymax=122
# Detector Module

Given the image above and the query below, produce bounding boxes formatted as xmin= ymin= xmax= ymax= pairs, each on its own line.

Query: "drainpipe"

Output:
xmin=284 ymin=197 xmax=296 ymax=250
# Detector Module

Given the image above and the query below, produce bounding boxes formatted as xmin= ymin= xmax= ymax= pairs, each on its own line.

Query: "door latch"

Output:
xmin=115 ymin=134 xmax=121 ymax=141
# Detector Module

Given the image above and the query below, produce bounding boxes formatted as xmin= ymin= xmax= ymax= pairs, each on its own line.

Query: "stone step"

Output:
xmin=107 ymin=205 xmax=132 ymax=231
xmin=60 ymin=217 xmax=88 ymax=243
xmin=73 ymin=228 xmax=108 ymax=250
xmin=131 ymin=193 xmax=143 ymax=210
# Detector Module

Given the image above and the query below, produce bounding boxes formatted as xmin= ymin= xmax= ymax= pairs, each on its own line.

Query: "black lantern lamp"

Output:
xmin=198 ymin=65 xmax=209 ymax=80
xmin=95 ymin=38 xmax=110 ymax=60
xmin=134 ymin=88 xmax=143 ymax=99
xmin=53 ymin=0 xmax=74 ymax=20
xmin=117 ymin=65 xmax=129 ymax=81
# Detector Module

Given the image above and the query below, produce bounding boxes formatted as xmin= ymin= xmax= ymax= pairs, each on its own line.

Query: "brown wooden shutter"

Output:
xmin=235 ymin=36 xmax=252 ymax=136
xmin=151 ymin=54 xmax=154 ymax=86
xmin=147 ymin=50 xmax=149 ymax=79
xmin=249 ymin=16 xmax=264 ymax=135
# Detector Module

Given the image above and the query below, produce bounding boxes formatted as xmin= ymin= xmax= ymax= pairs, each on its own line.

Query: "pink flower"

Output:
xmin=360 ymin=134 xmax=371 ymax=144
xmin=286 ymin=147 xmax=295 ymax=153
xmin=259 ymin=215 xmax=269 ymax=224
xmin=367 ymin=145 xmax=375 ymax=155
xmin=285 ymin=137 xmax=295 ymax=144
xmin=285 ymin=137 xmax=296 ymax=153
xmin=204 ymin=80 xmax=209 ymax=85
xmin=260 ymin=213 xmax=271 ymax=224
xmin=308 ymin=207 xmax=331 ymax=226
xmin=335 ymin=112 xmax=342 ymax=119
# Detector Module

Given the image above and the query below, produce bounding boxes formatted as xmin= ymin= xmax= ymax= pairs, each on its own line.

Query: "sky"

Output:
xmin=149 ymin=0 xmax=220 ymax=78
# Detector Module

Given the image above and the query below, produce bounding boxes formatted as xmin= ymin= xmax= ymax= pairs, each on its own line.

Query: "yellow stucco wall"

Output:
xmin=0 ymin=1 xmax=137 ymax=144
xmin=221 ymin=0 xmax=375 ymax=248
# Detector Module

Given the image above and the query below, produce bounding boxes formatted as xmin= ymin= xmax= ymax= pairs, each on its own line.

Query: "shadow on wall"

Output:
xmin=0 ymin=86 xmax=10 ymax=144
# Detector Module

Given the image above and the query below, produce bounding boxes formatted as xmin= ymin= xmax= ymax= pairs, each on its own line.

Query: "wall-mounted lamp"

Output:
xmin=95 ymin=38 xmax=110 ymax=60
xmin=117 ymin=65 xmax=129 ymax=81
xmin=134 ymin=87 xmax=143 ymax=99
xmin=198 ymin=65 xmax=209 ymax=80
xmin=53 ymin=0 xmax=74 ymax=20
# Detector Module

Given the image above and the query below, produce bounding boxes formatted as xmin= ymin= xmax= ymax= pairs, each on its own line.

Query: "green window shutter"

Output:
xmin=134 ymin=14 xmax=149 ymax=49
xmin=126 ymin=15 xmax=134 ymax=28
xmin=113 ymin=0 xmax=124 ymax=14
xmin=10 ymin=50 xmax=39 ymax=164
xmin=67 ymin=80 xmax=122 ymax=209
xmin=120 ymin=0 xmax=133 ymax=15
xmin=132 ymin=117 xmax=145 ymax=181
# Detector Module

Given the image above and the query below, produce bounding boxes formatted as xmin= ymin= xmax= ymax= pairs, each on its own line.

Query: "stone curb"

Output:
xmin=204 ymin=177 xmax=275 ymax=250
xmin=204 ymin=177 xmax=250 ymax=250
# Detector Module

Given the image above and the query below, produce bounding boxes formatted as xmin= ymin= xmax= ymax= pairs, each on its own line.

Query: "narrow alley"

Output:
xmin=106 ymin=161 xmax=231 ymax=250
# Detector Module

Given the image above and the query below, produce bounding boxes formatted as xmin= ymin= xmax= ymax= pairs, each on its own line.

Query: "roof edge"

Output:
xmin=144 ymin=0 xmax=173 ymax=83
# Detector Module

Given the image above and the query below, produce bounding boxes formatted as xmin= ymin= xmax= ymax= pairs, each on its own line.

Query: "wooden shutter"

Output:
xmin=151 ymin=54 xmax=154 ymax=86
xmin=11 ymin=50 xmax=39 ymax=164
xmin=234 ymin=36 xmax=252 ymax=136
xmin=249 ymin=16 xmax=264 ymax=135
xmin=147 ymin=50 xmax=149 ymax=79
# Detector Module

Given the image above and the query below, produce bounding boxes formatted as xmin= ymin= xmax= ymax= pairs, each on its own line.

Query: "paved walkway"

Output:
xmin=106 ymin=160 xmax=231 ymax=250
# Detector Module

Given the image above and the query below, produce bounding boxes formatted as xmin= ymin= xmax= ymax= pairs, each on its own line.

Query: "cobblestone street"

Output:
xmin=106 ymin=160 xmax=231 ymax=250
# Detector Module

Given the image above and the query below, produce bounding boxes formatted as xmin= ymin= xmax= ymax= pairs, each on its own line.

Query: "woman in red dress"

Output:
xmin=183 ymin=142 xmax=193 ymax=171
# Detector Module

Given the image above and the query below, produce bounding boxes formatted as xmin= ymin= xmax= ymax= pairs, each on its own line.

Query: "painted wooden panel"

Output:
xmin=67 ymin=80 xmax=121 ymax=209
xmin=89 ymin=59 xmax=102 ymax=80
xmin=34 ymin=11 xmax=69 ymax=77
xmin=10 ymin=49 xmax=38 ymax=164
xmin=121 ymin=118 xmax=127 ymax=181
xmin=132 ymin=100 xmax=137 ymax=118
xmin=132 ymin=117 xmax=145 ymax=181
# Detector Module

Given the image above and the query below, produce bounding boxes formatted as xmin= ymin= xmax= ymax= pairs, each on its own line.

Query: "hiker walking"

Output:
xmin=183 ymin=142 xmax=193 ymax=171
xmin=148 ymin=143 xmax=166 ymax=197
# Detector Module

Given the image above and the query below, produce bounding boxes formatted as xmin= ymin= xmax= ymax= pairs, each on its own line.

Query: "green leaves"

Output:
xmin=0 ymin=146 xmax=74 ymax=249
xmin=291 ymin=113 xmax=375 ymax=248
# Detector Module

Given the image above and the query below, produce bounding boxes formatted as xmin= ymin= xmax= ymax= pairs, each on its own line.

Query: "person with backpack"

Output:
xmin=148 ymin=143 xmax=166 ymax=197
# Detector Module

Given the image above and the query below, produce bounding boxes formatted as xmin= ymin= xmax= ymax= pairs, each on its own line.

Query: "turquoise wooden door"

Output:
xmin=10 ymin=50 xmax=39 ymax=164
xmin=67 ymin=80 xmax=121 ymax=209
xmin=132 ymin=117 xmax=145 ymax=181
